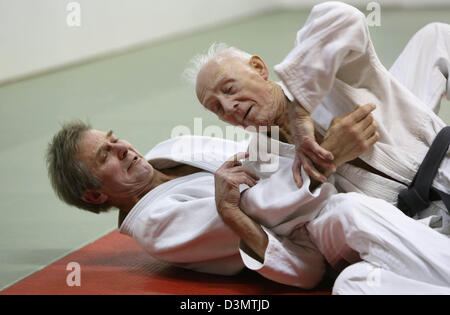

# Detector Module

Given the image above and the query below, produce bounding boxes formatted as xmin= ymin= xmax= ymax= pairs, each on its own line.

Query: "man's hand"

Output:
xmin=288 ymin=102 xmax=334 ymax=188
xmin=321 ymin=104 xmax=380 ymax=169
xmin=214 ymin=152 xmax=260 ymax=212
xmin=290 ymin=102 xmax=380 ymax=188
xmin=214 ymin=153 xmax=267 ymax=262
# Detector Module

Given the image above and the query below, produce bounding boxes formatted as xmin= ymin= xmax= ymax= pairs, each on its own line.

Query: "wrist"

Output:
xmin=217 ymin=202 xmax=241 ymax=221
xmin=319 ymin=138 xmax=341 ymax=170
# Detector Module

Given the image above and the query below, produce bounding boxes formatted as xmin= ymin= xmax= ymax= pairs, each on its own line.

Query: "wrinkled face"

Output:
xmin=77 ymin=129 xmax=153 ymax=201
xmin=196 ymin=54 xmax=280 ymax=129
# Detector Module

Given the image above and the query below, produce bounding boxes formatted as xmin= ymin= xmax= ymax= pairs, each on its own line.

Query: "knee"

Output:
xmin=332 ymin=262 xmax=374 ymax=295
xmin=332 ymin=264 xmax=357 ymax=295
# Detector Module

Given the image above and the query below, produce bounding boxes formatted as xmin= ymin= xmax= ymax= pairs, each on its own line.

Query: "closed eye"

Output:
xmin=103 ymin=145 xmax=112 ymax=161
xmin=102 ymin=139 xmax=119 ymax=161
xmin=224 ymin=84 xmax=235 ymax=95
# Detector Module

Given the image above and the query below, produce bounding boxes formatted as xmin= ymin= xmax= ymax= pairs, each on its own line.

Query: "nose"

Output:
xmin=221 ymin=97 xmax=240 ymax=116
xmin=113 ymin=142 xmax=128 ymax=160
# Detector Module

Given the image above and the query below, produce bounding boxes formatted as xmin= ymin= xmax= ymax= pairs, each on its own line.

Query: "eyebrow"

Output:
xmin=216 ymin=76 xmax=234 ymax=89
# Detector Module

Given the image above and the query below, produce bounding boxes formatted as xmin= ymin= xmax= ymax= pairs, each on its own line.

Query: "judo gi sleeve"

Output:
xmin=239 ymin=225 xmax=326 ymax=289
xmin=274 ymin=1 xmax=370 ymax=113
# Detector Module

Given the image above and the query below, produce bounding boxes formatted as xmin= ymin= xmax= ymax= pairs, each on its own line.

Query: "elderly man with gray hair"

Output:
xmin=188 ymin=2 xmax=450 ymax=230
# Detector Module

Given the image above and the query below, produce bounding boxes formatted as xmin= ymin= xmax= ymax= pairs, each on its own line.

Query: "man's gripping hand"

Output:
xmin=214 ymin=153 xmax=267 ymax=262
xmin=321 ymin=104 xmax=379 ymax=168
xmin=290 ymin=103 xmax=380 ymax=188
xmin=214 ymin=152 xmax=259 ymax=211
xmin=288 ymin=103 xmax=334 ymax=188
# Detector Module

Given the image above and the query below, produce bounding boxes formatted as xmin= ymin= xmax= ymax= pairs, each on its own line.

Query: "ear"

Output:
xmin=249 ymin=56 xmax=269 ymax=80
xmin=82 ymin=190 xmax=109 ymax=205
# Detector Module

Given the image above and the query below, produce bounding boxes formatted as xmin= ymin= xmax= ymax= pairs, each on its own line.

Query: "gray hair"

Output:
xmin=46 ymin=120 xmax=110 ymax=214
xmin=182 ymin=42 xmax=253 ymax=85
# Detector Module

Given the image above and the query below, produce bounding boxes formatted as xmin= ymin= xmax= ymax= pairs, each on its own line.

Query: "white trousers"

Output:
xmin=309 ymin=23 xmax=450 ymax=295
xmin=389 ymin=23 xmax=450 ymax=114
xmin=307 ymin=193 xmax=450 ymax=295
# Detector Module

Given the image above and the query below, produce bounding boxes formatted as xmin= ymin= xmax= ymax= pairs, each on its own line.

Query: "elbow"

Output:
xmin=315 ymin=1 xmax=366 ymax=23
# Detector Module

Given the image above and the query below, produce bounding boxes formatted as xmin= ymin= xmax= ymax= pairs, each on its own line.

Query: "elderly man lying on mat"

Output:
xmin=46 ymin=116 xmax=450 ymax=294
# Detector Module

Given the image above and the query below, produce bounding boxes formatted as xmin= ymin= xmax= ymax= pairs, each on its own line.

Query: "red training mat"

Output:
xmin=1 ymin=230 xmax=332 ymax=295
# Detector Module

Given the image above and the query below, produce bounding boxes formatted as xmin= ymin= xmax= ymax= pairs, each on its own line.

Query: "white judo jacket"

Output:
xmin=274 ymin=2 xmax=450 ymax=227
xmin=117 ymin=135 xmax=450 ymax=293
xmin=119 ymin=135 xmax=335 ymax=288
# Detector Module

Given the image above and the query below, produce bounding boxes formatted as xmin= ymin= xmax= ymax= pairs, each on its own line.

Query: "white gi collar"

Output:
xmin=118 ymin=135 xmax=251 ymax=232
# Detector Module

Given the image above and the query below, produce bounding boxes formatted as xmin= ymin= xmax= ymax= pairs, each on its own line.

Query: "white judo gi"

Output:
xmin=119 ymin=135 xmax=450 ymax=294
xmin=119 ymin=136 xmax=329 ymax=288
xmin=119 ymin=3 xmax=450 ymax=294
xmin=274 ymin=2 xmax=450 ymax=234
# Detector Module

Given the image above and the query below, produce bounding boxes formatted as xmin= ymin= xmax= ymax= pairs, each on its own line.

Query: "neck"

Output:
xmin=116 ymin=168 xmax=173 ymax=213
xmin=149 ymin=168 xmax=175 ymax=190
xmin=116 ymin=164 xmax=203 ymax=213
xmin=117 ymin=167 xmax=179 ymax=228
xmin=271 ymin=82 xmax=293 ymax=143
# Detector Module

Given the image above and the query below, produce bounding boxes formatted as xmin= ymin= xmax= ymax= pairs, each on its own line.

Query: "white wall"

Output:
xmin=0 ymin=0 xmax=277 ymax=85
xmin=1 ymin=0 xmax=449 ymax=85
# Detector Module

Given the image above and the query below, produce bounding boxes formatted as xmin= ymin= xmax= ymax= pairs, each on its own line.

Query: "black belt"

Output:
xmin=397 ymin=126 xmax=450 ymax=217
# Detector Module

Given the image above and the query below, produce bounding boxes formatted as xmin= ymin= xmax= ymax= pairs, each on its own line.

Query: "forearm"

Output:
xmin=308 ymin=134 xmax=334 ymax=190
xmin=219 ymin=205 xmax=268 ymax=263
xmin=288 ymin=100 xmax=336 ymax=186
xmin=287 ymin=101 xmax=313 ymax=146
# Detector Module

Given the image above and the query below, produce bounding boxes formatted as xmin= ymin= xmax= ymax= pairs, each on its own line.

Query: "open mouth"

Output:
xmin=243 ymin=105 xmax=253 ymax=121
xmin=128 ymin=156 xmax=139 ymax=171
